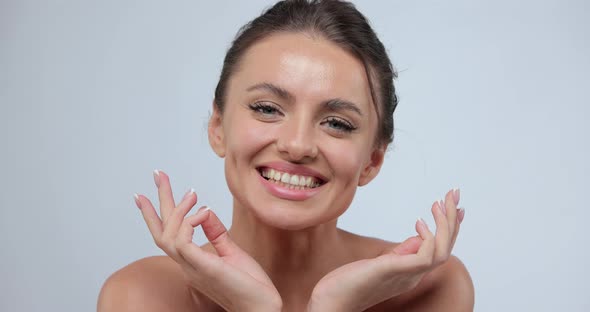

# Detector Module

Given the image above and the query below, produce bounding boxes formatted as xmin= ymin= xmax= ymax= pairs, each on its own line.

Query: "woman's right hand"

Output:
xmin=133 ymin=170 xmax=282 ymax=312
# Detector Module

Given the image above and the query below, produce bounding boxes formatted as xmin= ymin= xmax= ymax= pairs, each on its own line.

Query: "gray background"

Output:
xmin=1 ymin=0 xmax=588 ymax=311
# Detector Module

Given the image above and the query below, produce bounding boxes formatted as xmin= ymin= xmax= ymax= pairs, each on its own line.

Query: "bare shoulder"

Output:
xmin=372 ymin=255 xmax=474 ymax=312
xmin=414 ymin=255 xmax=474 ymax=311
xmin=97 ymin=256 xmax=198 ymax=312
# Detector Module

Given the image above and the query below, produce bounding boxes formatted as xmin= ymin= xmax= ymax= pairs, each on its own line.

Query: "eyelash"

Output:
xmin=248 ymin=102 xmax=357 ymax=133
xmin=322 ymin=117 xmax=357 ymax=133
xmin=249 ymin=102 xmax=283 ymax=117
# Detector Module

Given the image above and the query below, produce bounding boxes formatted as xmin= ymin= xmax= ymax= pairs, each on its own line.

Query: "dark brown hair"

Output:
xmin=214 ymin=0 xmax=398 ymax=146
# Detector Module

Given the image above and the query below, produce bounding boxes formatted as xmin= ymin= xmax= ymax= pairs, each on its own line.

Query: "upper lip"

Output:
xmin=257 ymin=161 xmax=328 ymax=183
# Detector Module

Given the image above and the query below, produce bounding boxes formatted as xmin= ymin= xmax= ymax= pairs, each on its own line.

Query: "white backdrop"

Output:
xmin=1 ymin=0 xmax=588 ymax=311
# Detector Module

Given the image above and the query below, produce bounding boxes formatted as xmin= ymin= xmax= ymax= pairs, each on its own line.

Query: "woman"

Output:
xmin=98 ymin=0 xmax=473 ymax=311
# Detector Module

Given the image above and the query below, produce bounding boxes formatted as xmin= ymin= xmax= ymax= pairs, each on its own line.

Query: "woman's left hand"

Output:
xmin=307 ymin=189 xmax=465 ymax=312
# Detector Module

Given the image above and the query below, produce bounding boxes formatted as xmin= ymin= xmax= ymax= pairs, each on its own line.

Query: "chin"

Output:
xmin=250 ymin=200 xmax=341 ymax=231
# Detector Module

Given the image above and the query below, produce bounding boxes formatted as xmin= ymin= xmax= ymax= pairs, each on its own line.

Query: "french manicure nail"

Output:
xmin=453 ymin=188 xmax=460 ymax=205
xmin=458 ymin=207 xmax=465 ymax=223
xmin=183 ymin=188 xmax=195 ymax=200
xmin=197 ymin=206 xmax=211 ymax=215
xmin=134 ymin=193 xmax=141 ymax=209
xmin=153 ymin=169 xmax=161 ymax=188
xmin=418 ymin=217 xmax=429 ymax=230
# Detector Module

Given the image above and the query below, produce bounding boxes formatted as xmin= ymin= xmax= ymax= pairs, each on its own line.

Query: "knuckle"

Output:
xmin=153 ymin=237 xmax=164 ymax=248
xmin=155 ymin=236 xmax=172 ymax=250
xmin=174 ymin=238 xmax=185 ymax=251
xmin=434 ymin=254 xmax=449 ymax=266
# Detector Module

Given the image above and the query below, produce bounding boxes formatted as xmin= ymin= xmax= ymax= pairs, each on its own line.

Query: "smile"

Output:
xmin=256 ymin=166 xmax=326 ymax=201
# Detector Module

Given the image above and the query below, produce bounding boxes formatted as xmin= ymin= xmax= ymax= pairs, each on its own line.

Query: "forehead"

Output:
xmin=228 ymin=32 xmax=374 ymax=114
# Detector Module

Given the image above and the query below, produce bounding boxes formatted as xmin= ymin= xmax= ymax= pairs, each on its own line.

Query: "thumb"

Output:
xmin=201 ymin=207 xmax=274 ymax=285
xmin=200 ymin=207 xmax=240 ymax=257
xmin=392 ymin=236 xmax=423 ymax=255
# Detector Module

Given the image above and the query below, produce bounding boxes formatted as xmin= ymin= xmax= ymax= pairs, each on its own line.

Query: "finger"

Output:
xmin=175 ymin=207 xmax=214 ymax=263
xmin=415 ymin=218 xmax=436 ymax=269
xmin=432 ymin=200 xmax=451 ymax=264
xmin=392 ymin=236 xmax=422 ymax=255
xmin=201 ymin=207 xmax=241 ymax=258
xmin=177 ymin=207 xmax=212 ymax=246
xmin=444 ymin=189 xmax=459 ymax=239
xmin=162 ymin=188 xmax=198 ymax=240
xmin=154 ymin=170 xmax=176 ymax=222
xmin=450 ymin=207 xmax=465 ymax=249
xmin=135 ymin=193 xmax=164 ymax=240
xmin=390 ymin=219 xmax=435 ymax=272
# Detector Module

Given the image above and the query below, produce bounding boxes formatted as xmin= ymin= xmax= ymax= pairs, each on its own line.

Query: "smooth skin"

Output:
xmin=98 ymin=33 xmax=474 ymax=312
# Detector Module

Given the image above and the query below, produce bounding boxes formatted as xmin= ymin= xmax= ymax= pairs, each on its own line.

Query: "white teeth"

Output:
xmin=281 ymin=172 xmax=291 ymax=183
xmin=260 ymin=168 xmax=322 ymax=188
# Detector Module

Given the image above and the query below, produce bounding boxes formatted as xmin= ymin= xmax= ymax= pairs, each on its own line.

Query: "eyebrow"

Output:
xmin=246 ymin=83 xmax=294 ymax=101
xmin=246 ymin=82 xmax=363 ymax=117
xmin=324 ymin=98 xmax=363 ymax=117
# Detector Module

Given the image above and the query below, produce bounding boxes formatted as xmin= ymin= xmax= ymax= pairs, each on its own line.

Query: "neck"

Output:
xmin=227 ymin=201 xmax=353 ymax=303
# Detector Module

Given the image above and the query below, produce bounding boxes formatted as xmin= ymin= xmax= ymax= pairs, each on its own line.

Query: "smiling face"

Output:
xmin=209 ymin=32 xmax=386 ymax=230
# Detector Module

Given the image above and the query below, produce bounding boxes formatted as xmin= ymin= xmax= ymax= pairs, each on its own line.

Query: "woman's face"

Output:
xmin=209 ymin=33 xmax=385 ymax=230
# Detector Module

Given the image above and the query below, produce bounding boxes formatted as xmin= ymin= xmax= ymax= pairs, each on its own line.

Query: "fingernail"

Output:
xmin=435 ymin=200 xmax=443 ymax=215
xmin=418 ymin=217 xmax=428 ymax=230
xmin=453 ymin=188 xmax=460 ymax=205
xmin=458 ymin=207 xmax=465 ymax=223
xmin=153 ymin=169 xmax=161 ymax=188
xmin=133 ymin=193 xmax=141 ymax=209
xmin=183 ymin=188 xmax=195 ymax=200
xmin=197 ymin=206 xmax=211 ymax=215
xmin=440 ymin=199 xmax=446 ymax=215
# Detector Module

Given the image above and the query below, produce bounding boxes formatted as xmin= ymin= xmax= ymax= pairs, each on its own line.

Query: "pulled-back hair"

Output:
xmin=214 ymin=0 xmax=398 ymax=146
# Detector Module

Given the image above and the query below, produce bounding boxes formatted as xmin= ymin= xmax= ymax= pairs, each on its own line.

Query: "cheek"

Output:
xmin=321 ymin=139 xmax=368 ymax=181
xmin=225 ymin=118 xmax=276 ymax=162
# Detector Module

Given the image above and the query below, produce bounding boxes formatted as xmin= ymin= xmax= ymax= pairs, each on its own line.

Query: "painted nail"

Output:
xmin=418 ymin=217 xmax=429 ymax=230
xmin=134 ymin=193 xmax=141 ymax=209
xmin=453 ymin=188 xmax=460 ymax=205
xmin=183 ymin=188 xmax=195 ymax=200
xmin=199 ymin=206 xmax=211 ymax=213
xmin=458 ymin=208 xmax=465 ymax=223
xmin=153 ymin=169 xmax=161 ymax=188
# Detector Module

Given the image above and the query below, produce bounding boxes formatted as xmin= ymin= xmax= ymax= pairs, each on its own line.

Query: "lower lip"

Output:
xmin=257 ymin=172 xmax=323 ymax=201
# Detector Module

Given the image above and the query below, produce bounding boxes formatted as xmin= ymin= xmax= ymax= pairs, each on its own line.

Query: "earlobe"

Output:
xmin=208 ymin=102 xmax=226 ymax=158
xmin=358 ymin=145 xmax=386 ymax=186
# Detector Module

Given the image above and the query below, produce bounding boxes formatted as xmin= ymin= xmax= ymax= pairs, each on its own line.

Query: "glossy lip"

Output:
xmin=255 ymin=161 xmax=328 ymax=201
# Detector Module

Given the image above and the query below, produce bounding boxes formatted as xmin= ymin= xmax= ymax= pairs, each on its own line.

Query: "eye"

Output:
xmin=322 ymin=117 xmax=357 ymax=133
xmin=248 ymin=102 xmax=283 ymax=117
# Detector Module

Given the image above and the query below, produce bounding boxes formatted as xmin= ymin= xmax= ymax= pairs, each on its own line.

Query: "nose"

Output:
xmin=276 ymin=117 xmax=318 ymax=162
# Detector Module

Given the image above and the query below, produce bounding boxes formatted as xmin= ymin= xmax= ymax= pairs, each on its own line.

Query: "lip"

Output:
xmin=256 ymin=161 xmax=328 ymax=182
xmin=257 ymin=172 xmax=324 ymax=201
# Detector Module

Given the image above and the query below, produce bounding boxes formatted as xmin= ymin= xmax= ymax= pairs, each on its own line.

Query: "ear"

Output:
xmin=208 ymin=102 xmax=226 ymax=158
xmin=358 ymin=145 xmax=386 ymax=186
